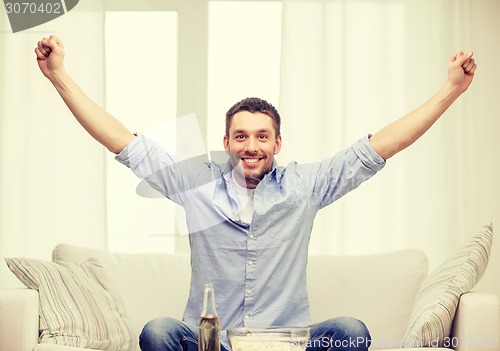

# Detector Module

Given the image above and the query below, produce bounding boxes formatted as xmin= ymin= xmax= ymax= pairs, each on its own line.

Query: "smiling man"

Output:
xmin=224 ymin=103 xmax=282 ymax=189
xmin=35 ymin=34 xmax=476 ymax=351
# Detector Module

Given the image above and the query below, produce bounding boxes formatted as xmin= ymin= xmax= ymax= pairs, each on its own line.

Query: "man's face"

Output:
xmin=224 ymin=111 xmax=282 ymax=189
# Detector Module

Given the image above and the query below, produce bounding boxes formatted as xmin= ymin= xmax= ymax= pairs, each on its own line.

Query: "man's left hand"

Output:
xmin=448 ymin=51 xmax=477 ymax=94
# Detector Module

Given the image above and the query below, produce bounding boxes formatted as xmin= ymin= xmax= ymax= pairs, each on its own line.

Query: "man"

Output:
xmin=35 ymin=35 xmax=476 ymax=351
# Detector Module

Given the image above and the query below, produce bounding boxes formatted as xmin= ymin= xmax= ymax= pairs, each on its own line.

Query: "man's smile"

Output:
xmin=240 ymin=157 xmax=263 ymax=166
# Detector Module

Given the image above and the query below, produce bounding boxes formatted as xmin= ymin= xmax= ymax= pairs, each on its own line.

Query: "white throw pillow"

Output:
xmin=52 ymin=243 xmax=191 ymax=342
xmin=4 ymin=257 xmax=135 ymax=351
xmin=402 ymin=224 xmax=493 ymax=347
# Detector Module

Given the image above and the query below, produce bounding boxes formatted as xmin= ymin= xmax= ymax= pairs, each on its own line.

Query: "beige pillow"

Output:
xmin=402 ymin=224 xmax=493 ymax=347
xmin=4 ymin=257 xmax=135 ymax=350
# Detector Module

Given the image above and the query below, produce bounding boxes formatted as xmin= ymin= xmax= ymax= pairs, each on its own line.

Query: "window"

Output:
xmin=104 ymin=0 xmax=281 ymax=253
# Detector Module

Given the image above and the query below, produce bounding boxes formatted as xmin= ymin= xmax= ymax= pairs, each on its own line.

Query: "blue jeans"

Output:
xmin=139 ymin=317 xmax=371 ymax=351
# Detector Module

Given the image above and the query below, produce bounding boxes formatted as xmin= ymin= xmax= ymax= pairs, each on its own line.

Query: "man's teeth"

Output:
xmin=243 ymin=158 xmax=259 ymax=163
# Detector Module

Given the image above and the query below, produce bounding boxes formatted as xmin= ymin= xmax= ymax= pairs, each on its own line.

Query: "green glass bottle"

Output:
xmin=199 ymin=283 xmax=221 ymax=351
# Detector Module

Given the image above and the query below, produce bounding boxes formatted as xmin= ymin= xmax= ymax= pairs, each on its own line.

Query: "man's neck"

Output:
xmin=232 ymin=171 xmax=259 ymax=190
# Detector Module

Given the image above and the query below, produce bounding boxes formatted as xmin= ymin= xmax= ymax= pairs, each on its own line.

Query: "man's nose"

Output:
xmin=245 ymin=137 xmax=258 ymax=153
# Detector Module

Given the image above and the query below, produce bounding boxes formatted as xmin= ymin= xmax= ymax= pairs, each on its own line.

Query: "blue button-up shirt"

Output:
xmin=116 ymin=134 xmax=385 ymax=346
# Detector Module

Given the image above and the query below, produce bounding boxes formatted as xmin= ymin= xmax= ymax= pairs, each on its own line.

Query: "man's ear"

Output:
xmin=223 ymin=135 xmax=230 ymax=154
xmin=274 ymin=135 xmax=282 ymax=155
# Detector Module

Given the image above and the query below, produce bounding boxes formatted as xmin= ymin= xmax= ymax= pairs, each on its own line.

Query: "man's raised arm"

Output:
xmin=35 ymin=35 xmax=135 ymax=154
xmin=369 ymin=50 xmax=477 ymax=160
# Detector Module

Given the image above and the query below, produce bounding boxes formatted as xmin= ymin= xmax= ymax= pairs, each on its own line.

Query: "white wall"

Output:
xmin=464 ymin=0 xmax=500 ymax=299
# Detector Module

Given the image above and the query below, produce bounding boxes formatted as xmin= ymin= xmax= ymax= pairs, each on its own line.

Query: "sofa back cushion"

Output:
xmin=307 ymin=249 xmax=428 ymax=349
xmin=52 ymin=244 xmax=191 ymax=340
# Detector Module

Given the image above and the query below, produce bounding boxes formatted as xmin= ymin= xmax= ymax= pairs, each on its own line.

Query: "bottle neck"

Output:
xmin=201 ymin=283 xmax=218 ymax=317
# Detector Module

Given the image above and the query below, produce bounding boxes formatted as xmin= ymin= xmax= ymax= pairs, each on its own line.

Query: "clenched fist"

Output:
xmin=35 ymin=34 xmax=65 ymax=79
xmin=448 ymin=51 xmax=477 ymax=94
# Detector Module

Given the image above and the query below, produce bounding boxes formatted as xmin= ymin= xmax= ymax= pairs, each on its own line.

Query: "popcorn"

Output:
xmin=230 ymin=337 xmax=307 ymax=351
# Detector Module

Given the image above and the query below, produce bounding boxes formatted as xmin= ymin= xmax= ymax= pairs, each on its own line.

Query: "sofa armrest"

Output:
xmin=0 ymin=288 xmax=40 ymax=351
xmin=451 ymin=291 xmax=500 ymax=351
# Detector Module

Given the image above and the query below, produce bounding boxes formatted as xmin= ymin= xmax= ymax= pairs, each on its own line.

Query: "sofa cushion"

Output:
xmin=307 ymin=249 xmax=428 ymax=349
xmin=52 ymin=244 xmax=191 ymax=340
xmin=402 ymin=224 xmax=493 ymax=347
xmin=4 ymin=257 xmax=135 ymax=351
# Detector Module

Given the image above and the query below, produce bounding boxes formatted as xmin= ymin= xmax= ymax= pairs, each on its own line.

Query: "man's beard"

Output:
xmin=229 ymin=151 xmax=272 ymax=188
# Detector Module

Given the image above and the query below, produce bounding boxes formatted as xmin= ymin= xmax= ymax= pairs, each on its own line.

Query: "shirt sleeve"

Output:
xmin=312 ymin=134 xmax=386 ymax=209
xmin=114 ymin=134 xmax=188 ymax=205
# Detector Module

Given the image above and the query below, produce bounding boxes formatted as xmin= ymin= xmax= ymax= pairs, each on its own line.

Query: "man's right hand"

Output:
xmin=35 ymin=35 xmax=65 ymax=79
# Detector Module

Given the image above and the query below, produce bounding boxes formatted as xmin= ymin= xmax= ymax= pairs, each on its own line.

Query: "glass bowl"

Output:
xmin=227 ymin=327 xmax=310 ymax=351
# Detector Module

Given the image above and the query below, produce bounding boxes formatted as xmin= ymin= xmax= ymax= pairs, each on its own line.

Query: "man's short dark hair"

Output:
xmin=225 ymin=97 xmax=281 ymax=137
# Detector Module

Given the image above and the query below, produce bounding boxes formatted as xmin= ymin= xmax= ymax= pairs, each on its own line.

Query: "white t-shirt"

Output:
xmin=231 ymin=172 xmax=255 ymax=224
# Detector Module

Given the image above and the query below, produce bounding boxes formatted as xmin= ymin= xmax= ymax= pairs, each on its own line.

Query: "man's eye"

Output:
xmin=258 ymin=135 xmax=268 ymax=140
xmin=235 ymin=135 xmax=245 ymax=139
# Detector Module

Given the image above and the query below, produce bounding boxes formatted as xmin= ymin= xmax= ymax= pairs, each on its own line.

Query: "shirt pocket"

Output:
xmin=267 ymin=201 xmax=300 ymax=243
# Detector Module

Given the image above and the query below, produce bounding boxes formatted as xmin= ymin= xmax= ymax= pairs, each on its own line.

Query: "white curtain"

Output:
xmin=0 ymin=1 xmax=106 ymax=288
xmin=1 ymin=0 xmax=499 ymax=293
xmin=279 ymin=0 xmax=500 ymax=270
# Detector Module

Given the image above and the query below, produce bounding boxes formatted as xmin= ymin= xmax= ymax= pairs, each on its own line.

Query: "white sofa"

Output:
xmin=0 ymin=243 xmax=498 ymax=351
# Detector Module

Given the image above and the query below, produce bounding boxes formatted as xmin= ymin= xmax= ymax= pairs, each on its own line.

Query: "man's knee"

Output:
xmin=338 ymin=317 xmax=370 ymax=340
xmin=310 ymin=316 xmax=371 ymax=350
xmin=140 ymin=317 xmax=185 ymax=349
xmin=334 ymin=316 xmax=370 ymax=347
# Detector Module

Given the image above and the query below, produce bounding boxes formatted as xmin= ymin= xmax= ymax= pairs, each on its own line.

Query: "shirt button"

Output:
xmin=245 ymin=314 xmax=251 ymax=319
xmin=247 ymin=261 xmax=253 ymax=267
xmin=249 ymin=233 xmax=254 ymax=239
xmin=246 ymin=289 xmax=252 ymax=294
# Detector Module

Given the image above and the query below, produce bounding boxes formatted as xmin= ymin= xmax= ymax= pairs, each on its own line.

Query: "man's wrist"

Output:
xmin=443 ymin=81 xmax=463 ymax=99
xmin=47 ymin=68 xmax=69 ymax=87
xmin=46 ymin=67 xmax=67 ymax=82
